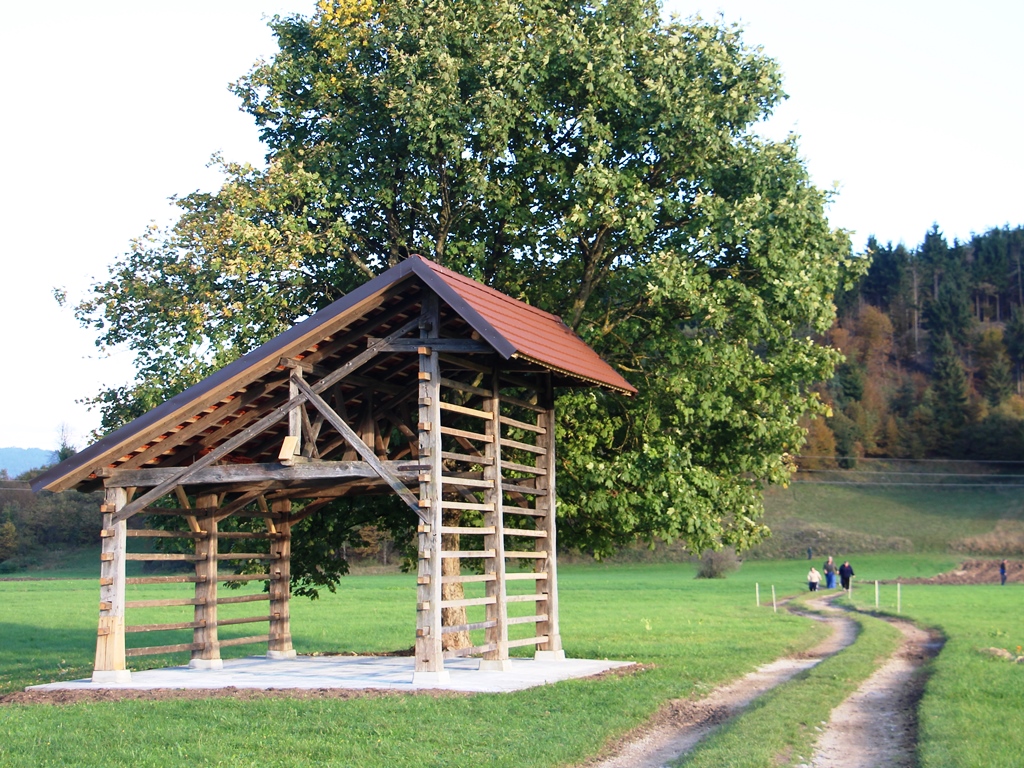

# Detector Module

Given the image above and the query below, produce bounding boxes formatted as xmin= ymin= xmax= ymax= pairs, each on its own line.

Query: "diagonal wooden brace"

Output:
xmin=293 ymin=377 xmax=429 ymax=523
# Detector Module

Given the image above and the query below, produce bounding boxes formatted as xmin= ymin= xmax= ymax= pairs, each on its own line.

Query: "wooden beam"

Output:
xmin=371 ymin=338 xmax=492 ymax=354
xmin=292 ymin=377 xmax=427 ymax=521
xmin=105 ymin=460 xmax=424 ymax=488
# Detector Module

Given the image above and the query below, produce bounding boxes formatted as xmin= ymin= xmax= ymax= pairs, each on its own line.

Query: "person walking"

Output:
xmin=839 ymin=561 xmax=854 ymax=591
xmin=1000 ymin=559 xmax=1008 ymax=586
xmin=808 ymin=566 xmax=821 ymax=592
xmin=823 ymin=556 xmax=838 ymax=590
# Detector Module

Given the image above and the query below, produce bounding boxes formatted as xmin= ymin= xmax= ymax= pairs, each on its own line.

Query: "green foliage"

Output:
xmin=76 ymin=0 xmax=855 ymax=558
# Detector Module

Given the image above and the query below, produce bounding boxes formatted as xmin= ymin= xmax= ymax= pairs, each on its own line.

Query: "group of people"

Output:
xmin=807 ymin=556 xmax=854 ymax=592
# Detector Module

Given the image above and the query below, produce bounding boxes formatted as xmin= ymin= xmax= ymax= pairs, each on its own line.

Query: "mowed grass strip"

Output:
xmin=676 ymin=600 xmax=901 ymax=767
xmin=0 ymin=562 xmax=831 ymax=768
xmin=848 ymin=583 xmax=1024 ymax=768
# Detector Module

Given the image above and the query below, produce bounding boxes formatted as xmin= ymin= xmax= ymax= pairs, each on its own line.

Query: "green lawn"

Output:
xmin=2 ymin=555 xmax=1015 ymax=767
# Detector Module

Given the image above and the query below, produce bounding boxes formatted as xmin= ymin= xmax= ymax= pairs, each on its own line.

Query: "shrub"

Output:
xmin=696 ymin=547 xmax=740 ymax=579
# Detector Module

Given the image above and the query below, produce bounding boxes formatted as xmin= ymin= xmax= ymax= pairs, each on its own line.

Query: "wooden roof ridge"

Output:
xmin=33 ymin=255 xmax=634 ymax=494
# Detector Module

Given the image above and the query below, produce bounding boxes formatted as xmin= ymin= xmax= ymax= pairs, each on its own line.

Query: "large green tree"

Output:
xmin=75 ymin=0 xmax=856 ymax=558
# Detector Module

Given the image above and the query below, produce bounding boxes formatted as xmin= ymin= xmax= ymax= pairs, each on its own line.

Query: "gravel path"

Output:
xmin=585 ymin=592 xmax=857 ymax=768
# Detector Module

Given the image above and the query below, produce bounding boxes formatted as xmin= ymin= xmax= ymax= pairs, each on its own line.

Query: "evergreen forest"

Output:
xmin=806 ymin=224 xmax=1024 ymax=466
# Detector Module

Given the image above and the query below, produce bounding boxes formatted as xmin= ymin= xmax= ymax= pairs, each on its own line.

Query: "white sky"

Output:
xmin=2 ymin=1 xmax=1021 ymax=451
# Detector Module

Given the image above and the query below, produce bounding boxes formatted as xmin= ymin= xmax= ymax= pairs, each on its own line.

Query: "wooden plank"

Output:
xmin=373 ymin=338 xmax=492 ymax=354
xmin=439 ymin=526 xmax=495 ymax=535
xmin=440 ymin=619 xmax=496 ymax=634
xmin=125 ymin=553 xmax=201 ymax=562
xmin=438 ymin=401 xmax=493 ymax=420
xmin=438 ymin=549 xmax=496 ymax=559
xmin=505 ymin=550 xmax=548 ymax=559
xmin=501 ymin=460 xmax=544 ymax=475
xmin=499 ymin=437 xmax=545 ymax=454
xmin=439 ymin=426 xmax=493 ymax=443
xmin=108 ymin=460 xmax=422 ymax=488
xmin=507 ymin=614 xmax=548 ymax=626
xmin=440 ymin=596 xmax=495 ymax=609
xmin=504 ymin=529 xmax=548 ymax=538
xmin=218 ymin=573 xmax=274 ymax=582
xmin=440 ymin=450 xmax=494 ymax=466
xmin=502 ymin=506 xmax=546 ymax=517
xmin=293 ymin=377 xmax=427 ymax=522
xmin=126 ymin=575 xmax=202 ymax=585
xmin=439 ymin=500 xmax=494 ymax=512
xmin=215 ymin=553 xmax=278 ymax=561
xmin=438 ymin=353 xmax=493 ymax=374
xmin=440 ymin=476 xmax=491 ymax=489
xmin=506 ymin=571 xmax=547 ymax=581
xmin=499 ymin=415 xmax=546 ymax=434
xmin=500 ymin=483 xmax=547 ymax=496
xmin=218 ymin=531 xmax=275 ymax=540
xmin=126 ymin=529 xmax=207 ymax=539
xmin=216 ymin=593 xmax=272 ymax=606
xmin=218 ymin=615 xmax=271 ymax=627
xmin=125 ymin=621 xmax=205 ymax=633
xmin=126 ymin=642 xmax=203 ymax=657
xmin=217 ymin=634 xmax=270 ymax=648
xmin=126 ymin=598 xmax=203 ymax=609
xmin=439 ymin=573 xmax=497 ymax=584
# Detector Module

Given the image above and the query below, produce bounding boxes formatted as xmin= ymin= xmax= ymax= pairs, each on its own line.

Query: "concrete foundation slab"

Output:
xmin=29 ymin=655 xmax=632 ymax=694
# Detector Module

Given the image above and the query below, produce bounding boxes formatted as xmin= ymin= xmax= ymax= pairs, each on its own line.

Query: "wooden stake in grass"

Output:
xmin=897 ymin=582 xmax=902 ymax=614
xmin=875 ymin=580 xmax=879 ymax=609
xmin=772 ymin=585 xmax=777 ymax=614
xmin=756 ymin=583 xmax=760 ymax=607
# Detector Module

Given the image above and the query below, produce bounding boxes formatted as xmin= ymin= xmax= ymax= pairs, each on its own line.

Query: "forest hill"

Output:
xmin=805 ymin=224 xmax=1024 ymax=465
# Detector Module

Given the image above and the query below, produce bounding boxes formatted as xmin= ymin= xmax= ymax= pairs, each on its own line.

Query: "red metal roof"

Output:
xmin=417 ymin=258 xmax=637 ymax=395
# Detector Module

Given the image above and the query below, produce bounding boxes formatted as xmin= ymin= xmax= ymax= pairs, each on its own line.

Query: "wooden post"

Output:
xmin=756 ymin=583 xmax=760 ymax=607
xmin=190 ymin=494 xmax=222 ymax=669
xmin=535 ymin=374 xmax=564 ymax=660
xmin=875 ymin=580 xmax=879 ymax=609
xmin=93 ymin=486 xmax=129 ymax=683
xmin=481 ymin=369 xmax=510 ymax=671
xmin=897 ymin=582 xmax=902 ymax=614
xmin=414 ymin=294 xmax=449 ymax=684
xmin=268 ymin=503 xmax=295 ymax=658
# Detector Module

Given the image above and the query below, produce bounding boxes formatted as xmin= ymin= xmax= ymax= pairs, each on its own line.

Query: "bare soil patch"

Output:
xmin=894 ymin=558 xmax=1020 ymax=585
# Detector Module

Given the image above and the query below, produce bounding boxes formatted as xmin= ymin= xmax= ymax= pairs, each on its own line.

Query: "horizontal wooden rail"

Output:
xmin=443 ymin=642 xmax=498 ymax=660
xmin=440 ymin=450 xmax=494 ymax=466
xmin=507 ymin=613 xmax=548 ymax=626
xmin=438 ymin=573 xmax=496 ymax=584
xmin=503 ymin=529 xmax=547 ymax=538
xmin=218 ymin=615 xmax=272 ymax=627
xmin=500 ymin=483 xmax=546 ymax=496
xmin=125 ymin=620 xmax=205 ymax=633
xmin=126 ymin=597 xmax=203 ymax=609
xmin=499 ymin=415 xmax=545 ymax=434
xmin=219 ymin=531 xmax=278 ymax=540
xmin=440 ymin=476 xmax=491 ymax=488
xmin=441 ymin=619 xmax=496 ymax=635
xmin=506 ymin=571 xmax=547 ymax=581
xmin=501 ymin=506 xmax=546 ymax=517
xmin=126 ymin=642 xmax=202 ymax=657
xmin=499 ymin=437 xmax=545 ymax=454
xmin=440 ymin=377 xmax=492 ymax=397
xmin=439 ymin=526 xmax=495 ymax=536
xmin=125 ymin=529 xmax=206 ymax=539
xmin=435 ymin=550 xmax=495 ymax=559
xmin=498 ymin=394 xmax=545 ymax=413
xmin=217 ymin=593 xmax=272 ymax=605
xmin=125 ymin=553 xmax=201 ymax=562
xmin=439 ymin=500 xmax=494 ymax=512
xmin=438 ymin=401 xmax=493 ymax=420
xmin=505 ymin=550 xmax=548 ymax=559
xmin=439 ymin=426 xmax=493 ymax=443
xmin=218 ymin=573 xmax=274 ymax=582
xmin=501 ymin=461 xmax=544 ymax=475
xmin=127 ymin=575 xmax=202 ymax=585
xmin=219 ymin=634 xmax=270 ymax=648
xmin=440 ymin=596 xmax=495 ymax=609
xmin=216 ymin=553 xmax=278 ymax=561
xmin=507 ymin=635 xmax=547 ymax=649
